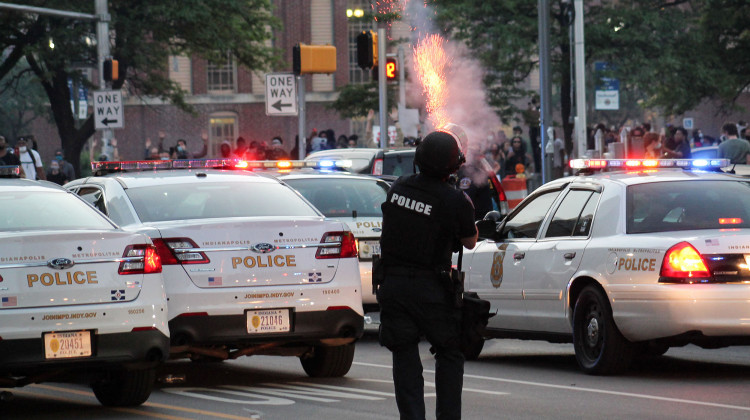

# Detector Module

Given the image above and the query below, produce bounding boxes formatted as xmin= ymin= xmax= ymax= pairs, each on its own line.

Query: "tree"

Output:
xmin=432 ymin=0 xmax=750 ymax=155
xmin=0 ymin=64 xmax=50 ymax=141
xmin=0 ymin=0 xmax=280 ymax=176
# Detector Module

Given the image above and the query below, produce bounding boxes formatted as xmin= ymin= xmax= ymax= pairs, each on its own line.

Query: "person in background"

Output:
xmin=0 ymin=136 xmax=25 ymax=177
xmin=266 ymin=137 xmax=289 ymax=160
xmin=643 ymin=132 xmax=662 ymax=158
xmin=54 ymin=149 xmax=76 ymax=181
xmin=347 ymin=135 xmax=358 ymax=148
xmin=717 ymin=122 xmax=750 ymax=164
xmin=15 ymin=137 xmax=45 ymax=180
xmin=46 ymin=160 xmax=68 ymax=185
xmin=662 ymin=127 xmax=691 ymax=159
xmin=504 ymin=136 xmax=533 ymax=178
xmin=233 ymin=136 xmax=250 ymax=159
xmin=336 ymin=134 xmax=349 ymax=149
xmin=219 ymin=140 xmax=233 ymax=158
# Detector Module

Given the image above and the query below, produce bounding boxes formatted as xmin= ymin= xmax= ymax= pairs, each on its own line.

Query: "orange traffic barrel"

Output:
xmin=502 ymin=176 xmax=528 ymax=210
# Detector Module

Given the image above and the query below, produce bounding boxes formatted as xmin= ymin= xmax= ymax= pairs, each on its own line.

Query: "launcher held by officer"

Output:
xmin=376 ymin=128 xmax=478 ymax=420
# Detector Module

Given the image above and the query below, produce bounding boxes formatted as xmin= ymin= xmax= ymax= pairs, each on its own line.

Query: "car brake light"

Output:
xmin=152 ymin=238 xmax=209 ymax=265
xmin=372 ymin=158 xmax=383 ymax=175
xmin=660 ymin=241 xmax=710 ymax=281
xmin=719 ymin=218 xmax=742 ymax=225
xmin=119 ymin=244 xmax=162 ymax=274
xmin=316 ymin=231 xmax=358 ymax=259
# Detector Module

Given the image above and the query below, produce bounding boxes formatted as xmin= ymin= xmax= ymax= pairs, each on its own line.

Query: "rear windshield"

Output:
xmin=283 ymin=177 xmax=389 ymax=218
xmin=627 ymin=180 xmax=750 ymax=233
xmin=383 ymin=153 xmax=416 ymax=176
xmin=0 ymin=191 xmax=114 ymax=231
xmin=125 ymin=182 xmax=320 ymax=222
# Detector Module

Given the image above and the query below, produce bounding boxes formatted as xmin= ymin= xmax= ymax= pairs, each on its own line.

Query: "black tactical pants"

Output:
xmin=377 ymin=267 xmax=464 ymax=420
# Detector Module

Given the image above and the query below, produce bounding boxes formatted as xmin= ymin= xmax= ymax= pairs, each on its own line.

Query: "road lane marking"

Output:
xmin=30 ymin=384 xmax=251 ymax=419
xmin=353 ymin=361 xmax=750 ymax=412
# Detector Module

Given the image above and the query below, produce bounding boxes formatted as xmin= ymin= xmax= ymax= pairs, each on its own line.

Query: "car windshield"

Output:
xmin=283 ymin=177 xmax=389 ymax=218
xmin=383 ymin=153 xmax=415 ymax=176
xmin=0 ymin=191 xmax=114 ymax=232
xmin=627 ymin=180 xmax=750 ymax=233
xmin=125 ymin=181 xmax=319 ymax=222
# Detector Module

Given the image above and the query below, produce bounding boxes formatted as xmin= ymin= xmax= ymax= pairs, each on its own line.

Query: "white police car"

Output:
xmin=65 ymin=159 xmax=364 ymax=377
xmin=273 ymin=169 xmax=390 ymax=312
xmin=463 ymin=158 xmax=750 ymax=374
xmin=0 ymin=166 xmax=169 ymax=406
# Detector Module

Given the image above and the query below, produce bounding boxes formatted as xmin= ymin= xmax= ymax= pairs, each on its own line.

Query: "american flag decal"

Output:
xmin=111 ymin=290 xmax=125 ymax=301
xmin=308 ymin=272 xmax=322 ymax=282
xmin=2 ymin=296 xmax=17 ymax=307
xmin=208 ymin=276 xmax=223 ymax=286
xmin=705 ymin=239 xmax=719 ymax=246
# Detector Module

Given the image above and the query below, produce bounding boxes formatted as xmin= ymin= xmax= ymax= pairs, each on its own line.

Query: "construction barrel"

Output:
xmin=502 ymin=176 xmax=528 ymax=210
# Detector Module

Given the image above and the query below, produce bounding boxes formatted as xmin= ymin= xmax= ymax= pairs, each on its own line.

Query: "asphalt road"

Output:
xmin=4 ymin=327 xmax=750 ymax=419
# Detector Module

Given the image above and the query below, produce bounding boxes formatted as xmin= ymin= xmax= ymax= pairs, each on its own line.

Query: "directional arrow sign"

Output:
xmin=265 ymin=73 xmax=298 ymax=116
xmin=94 ymin=90 xmax=124 ymax=129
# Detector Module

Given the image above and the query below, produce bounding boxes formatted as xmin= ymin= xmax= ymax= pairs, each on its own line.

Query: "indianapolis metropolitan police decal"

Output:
xmin=47 ymin=258 xmax=75 ymax=270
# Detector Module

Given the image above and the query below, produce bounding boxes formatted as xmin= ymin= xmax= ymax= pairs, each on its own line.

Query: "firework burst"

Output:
xmin=413 ymin=34 xmax=450 ymax=129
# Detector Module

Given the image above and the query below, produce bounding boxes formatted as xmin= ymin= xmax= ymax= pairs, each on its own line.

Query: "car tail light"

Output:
xmin=153 ymin=238 xmax=209 ymax=264
xmin=659 ymin=241 xmax=710 ymax=282
xmin=316 ymin=231 xmax=358 ymax=259
xmin=119 ymin=244 xmax=162 ymax=274
xmin=372 ymin=158 xmax=383 ymax=175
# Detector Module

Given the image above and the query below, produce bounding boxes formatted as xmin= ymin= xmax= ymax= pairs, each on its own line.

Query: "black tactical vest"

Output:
xmin=380 ymin=174 xmax=457 ymax=270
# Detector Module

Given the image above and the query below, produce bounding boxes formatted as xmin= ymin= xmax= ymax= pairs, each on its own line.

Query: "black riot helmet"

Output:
xmin=414 ymin=130 xmax=466 ymax=179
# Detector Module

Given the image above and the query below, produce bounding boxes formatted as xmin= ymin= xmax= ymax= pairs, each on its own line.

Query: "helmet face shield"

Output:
xmin=415 ymin=130 xmax=466 ymax=178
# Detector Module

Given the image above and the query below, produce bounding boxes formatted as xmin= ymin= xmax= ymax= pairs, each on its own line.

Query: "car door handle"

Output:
xmin=513 ymin=252 xmax=525 ymax=260
xmin=564 ymin=252 xmax=576 ymax=260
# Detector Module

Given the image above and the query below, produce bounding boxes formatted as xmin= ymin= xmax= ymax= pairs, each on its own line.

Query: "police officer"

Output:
xmin=377 ymin=129 xmax=478 ymax=420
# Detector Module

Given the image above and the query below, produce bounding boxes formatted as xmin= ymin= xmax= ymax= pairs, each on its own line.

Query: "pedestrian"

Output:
xmin=46 ymin=160 xmax=68 ymax=185
xmin=347 ymin=135 xmax=358 ymax=148
xmin=0 ymin=136 xmax=25 ymax=177
xmin=219 ymin=140 xmax=233 ymax=158
xmin=643 ymin=132 xmax=662 ymax=158
xmin=717 ymin=122 xmax=750 ymax=164
xmin=54 ymin=149 xmax=76 ymax=181
xmin=15 ymin=137 xmax=45 ymax=180
xmin=266 ymin=137 xmax=289 ymax=160
xmin=377 ymin=129 xmax=478 ymax=420
xmin=233 ymin=136 xmax=250 ymax=159
xmin=503 ymin=136 xmax=533 ymax=178
xmin=662 ymin=127 xmax=691 ymax=159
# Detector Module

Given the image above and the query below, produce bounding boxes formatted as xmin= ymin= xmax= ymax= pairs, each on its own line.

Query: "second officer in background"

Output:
xmin=377 ymin=130 xmax=478 ymax=420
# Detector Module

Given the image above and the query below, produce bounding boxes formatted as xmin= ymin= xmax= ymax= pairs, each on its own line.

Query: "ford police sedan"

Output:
xmin=65 ymin=159 xmax=364 ymax=377
xmin=270 ymin=169 xmax=389 ymax=312
xmin=463 ymin=158 xmax=750 ymax=374
xmin=0 ymin=167 xmax=169 ymax=406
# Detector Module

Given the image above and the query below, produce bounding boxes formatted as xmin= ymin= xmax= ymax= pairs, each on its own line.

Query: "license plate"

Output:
xmin=359 ymin=240 xmax=381 ymax=259
xmin=44 ymin=330 xmax=92 ymax=359
xmin=247 ymin=309 xmax=291 ymax=334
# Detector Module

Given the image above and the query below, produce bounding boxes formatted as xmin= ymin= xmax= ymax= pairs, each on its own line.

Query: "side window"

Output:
xmin=77 ymin=187 xmax=107 ymax=215
xmin=574 ymin=192 xmax=600 ymax=236
xmin=501 ymin=190 xmax=561 ymax=239
xmin=545 ymin=190 xmax=593 ymax=238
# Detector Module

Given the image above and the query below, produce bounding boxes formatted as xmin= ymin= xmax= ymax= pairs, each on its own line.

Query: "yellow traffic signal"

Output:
xmin=103 ymin=59 xmax=119 ymax=82
xmin=293 ymin=44 xmax=337 ymax=75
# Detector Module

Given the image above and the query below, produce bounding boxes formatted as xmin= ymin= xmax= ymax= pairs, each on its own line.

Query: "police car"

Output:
xmin=0 ymin=166 xmax=169 ymax=406
xmin=64 ymin=159 xmax=364 ymax=377
xmin=270 ymin=167 xmax=390 ymax=312
xmin=462 ymin=158 xmax=750 ymax=374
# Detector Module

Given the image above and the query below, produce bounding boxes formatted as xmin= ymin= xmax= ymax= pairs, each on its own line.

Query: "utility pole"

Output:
xmin=574 ymin=0 xmax=587 ymax=158
xmin=377 ymin=27 xmax=387 ymax=150
xmin=95 ymin=0 xmax=114 ymax=160
xmin=538 ymin=0 xmax=551 ymax=184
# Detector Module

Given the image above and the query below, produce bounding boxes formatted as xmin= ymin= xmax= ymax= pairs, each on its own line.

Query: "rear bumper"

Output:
xmin=0 ymin=329 xmax=170 ymax=375
xmin=169 ymin=307 xmax=364 ymax=348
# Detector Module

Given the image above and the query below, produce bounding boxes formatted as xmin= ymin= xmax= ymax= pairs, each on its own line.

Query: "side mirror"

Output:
xmin=476 ymin=219 xmax=498 ymax=241
xmin=482 ymin=210 xmax=503 ymax=222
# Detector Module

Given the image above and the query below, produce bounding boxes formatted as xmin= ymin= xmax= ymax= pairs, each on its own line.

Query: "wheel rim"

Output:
xmin=581 ymin=301 xmax=603 ymax=361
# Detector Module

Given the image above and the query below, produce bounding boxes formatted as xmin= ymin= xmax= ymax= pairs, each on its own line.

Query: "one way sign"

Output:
xmin=94 ymin=90 xmax=124 ymax=130
xmin=265 ymin=73 xmax=298 ymax=116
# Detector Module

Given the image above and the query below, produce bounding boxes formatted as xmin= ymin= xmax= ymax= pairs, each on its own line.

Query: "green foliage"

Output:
xmin=328 ymin=81 xmax=397 ymax=119
xmin=0 ymin=64 xmax=49 ymax=141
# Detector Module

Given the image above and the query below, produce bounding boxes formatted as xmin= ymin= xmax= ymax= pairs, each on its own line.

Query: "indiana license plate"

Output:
xmin=247 ymin=309 xmax=291 ymax=334
xmin=359 ymin=240 xmax=381 ymax=259
xmin=44 ymin=330 xmax=92 ymax=359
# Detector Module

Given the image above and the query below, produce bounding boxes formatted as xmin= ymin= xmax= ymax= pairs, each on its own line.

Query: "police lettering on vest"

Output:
xmin=390 ymin=192 xmax=432 ymax=215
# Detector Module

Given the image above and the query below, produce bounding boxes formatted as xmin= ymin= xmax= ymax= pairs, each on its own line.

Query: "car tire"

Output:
xmin=92 ymin=367 xmax=155 ymax=406
xmin=573 ymin=285 xmax=634 ymax=375
xmin=300 ymin=343 xmax=355 ymax=378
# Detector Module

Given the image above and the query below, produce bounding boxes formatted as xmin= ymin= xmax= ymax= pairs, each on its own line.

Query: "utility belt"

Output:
xmin=372 ymin=254 xmax=462 ymax=307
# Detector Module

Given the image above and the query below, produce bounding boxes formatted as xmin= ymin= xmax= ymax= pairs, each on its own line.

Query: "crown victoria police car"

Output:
xmin=0 ymin=167 xmax=169 ymax=406
xmin=462 ymin=158 xmax=750 ymax=374
xmin=65 ymin=159 xmax=364 ymax=377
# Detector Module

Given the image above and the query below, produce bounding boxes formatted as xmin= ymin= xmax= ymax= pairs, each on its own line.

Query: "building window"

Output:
xmin=348 ymin=0 xmax=375 ymax=84
xmin=209 ymin=113 xmax=238 ymax=157
xmin=207 ymin=52 xmax=236 ymax=93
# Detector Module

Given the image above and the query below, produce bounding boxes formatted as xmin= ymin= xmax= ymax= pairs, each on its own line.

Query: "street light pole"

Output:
xmin=95 ymin=0 xmax=114 ymax=160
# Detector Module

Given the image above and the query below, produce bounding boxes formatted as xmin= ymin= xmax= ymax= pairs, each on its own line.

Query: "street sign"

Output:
xmin=93 ymin=90 xmax=123 ymax=129
xmin=265 ymin=73 xmax=298 ymax=116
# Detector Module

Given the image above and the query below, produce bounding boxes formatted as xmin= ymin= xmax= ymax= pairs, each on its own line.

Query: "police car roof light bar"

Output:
xmin=92 ymin=159 xmax=354 ymax=173
xmin=0 ymin=165 xmax=21 ymax=177
xmin=569 ymin=158 xmax=730 ymax=171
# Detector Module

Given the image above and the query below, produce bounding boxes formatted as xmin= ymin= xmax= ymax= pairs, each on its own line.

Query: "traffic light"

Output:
xmin=293 ymin=43 xmax=337 ymax=75
xmin=385 ymin=57 xmax=398 ymax=81
xmin=356 ymin=30 xmax=378 ymax=69
xmin=103 ymin=58 xmax=119 ymax=82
